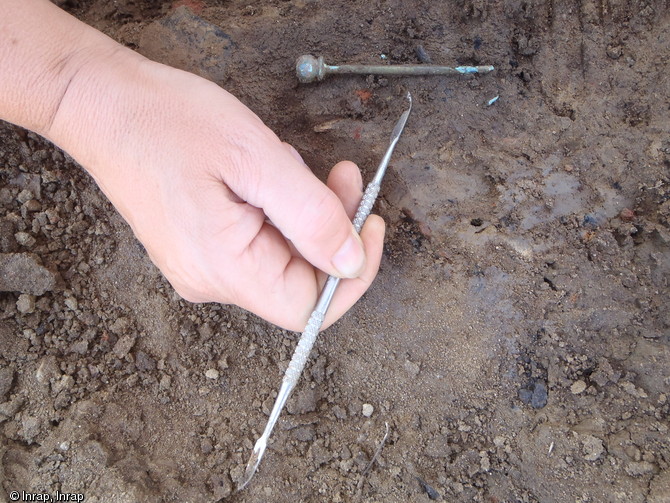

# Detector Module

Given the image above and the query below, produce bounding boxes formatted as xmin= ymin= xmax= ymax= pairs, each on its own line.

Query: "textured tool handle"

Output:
xmin=281 ymin=181 xmax=381 ymax=387
xmin=283 ymin=310 xmax=325 ymax=385
xmin=353 ymin=182 xmax=381 ymax=232
xmin=281 ymin=182 xmax=381 ymax=389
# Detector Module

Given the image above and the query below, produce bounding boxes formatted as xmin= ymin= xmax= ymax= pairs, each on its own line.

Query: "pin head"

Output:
xmin=296 ymin=54 xmax=325 ymax=83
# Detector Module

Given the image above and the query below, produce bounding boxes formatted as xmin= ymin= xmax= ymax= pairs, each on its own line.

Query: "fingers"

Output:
xmin=326 ymin=160 xmax=364 ymax=219
xmin=231 ymin=221 xmax=320 ymax=330
xmin=320 ymin=214 xmax=385 ymax=329
xmin=318 ymin=161 xmax=384 ymax=330
xmin=222 ymin=213 xmax=385 ymax=332
xmin=224 ymin=159 xmax=385 ymax=332
xmin=232 ymin=128 xmax=367 ymax=279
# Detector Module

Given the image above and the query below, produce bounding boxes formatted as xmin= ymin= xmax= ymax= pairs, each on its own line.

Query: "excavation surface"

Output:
xmin=1 ymin=1 xmax=669 ymax=501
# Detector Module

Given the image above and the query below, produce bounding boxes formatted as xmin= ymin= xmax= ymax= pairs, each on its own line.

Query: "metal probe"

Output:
xmin=238 ymin=92 xmax=413 ymax=491
xmin=296 ymin=54 xmax=494 ymax=83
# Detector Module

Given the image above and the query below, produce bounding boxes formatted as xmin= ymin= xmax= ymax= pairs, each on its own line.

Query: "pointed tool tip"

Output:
xmin=237 ymin=458 xmax=259 ymax=491
xmin=237 ymin=438 xmax=267 ymax=491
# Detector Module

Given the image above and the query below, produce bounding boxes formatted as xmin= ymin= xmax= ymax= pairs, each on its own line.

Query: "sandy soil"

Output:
xmin=1 ymin=0 xmax=669 ymax=502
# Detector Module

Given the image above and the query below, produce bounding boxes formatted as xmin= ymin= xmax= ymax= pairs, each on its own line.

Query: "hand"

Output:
xmin=47 ymin=49 xmax=385 ymax=331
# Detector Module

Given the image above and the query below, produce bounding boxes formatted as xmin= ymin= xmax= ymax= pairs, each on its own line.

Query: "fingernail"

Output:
xmin=332 ymin=229 xmax=366 ymax=278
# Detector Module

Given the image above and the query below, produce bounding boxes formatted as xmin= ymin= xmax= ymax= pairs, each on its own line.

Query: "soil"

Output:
xmin=1 ymin=0 xmax=669 ymax=502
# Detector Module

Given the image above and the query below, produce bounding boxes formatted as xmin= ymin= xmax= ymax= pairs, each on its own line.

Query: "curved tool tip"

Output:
xmin=238 ymin=458 xmax=260 ymax=491
xmin=237 ymin=438 xmax=266 ymax=491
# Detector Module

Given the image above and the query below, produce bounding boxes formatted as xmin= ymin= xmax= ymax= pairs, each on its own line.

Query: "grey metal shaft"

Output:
xmin=238 ymin=92 xmax=413 ymax=491
xmin=331 ymin=63 xmax=494 ymax=76
xmin=296 ymin=54 xmax=494 ymax=83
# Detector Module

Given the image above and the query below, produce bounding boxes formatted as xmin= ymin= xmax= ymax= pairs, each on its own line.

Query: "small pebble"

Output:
xmin=112 ymin=335 xmax=136 ymax=359
xmin=582 ymin=214 xmax=599 ymax=227
xmin=606 ymin=44 xmax=623 ymax=60
xmin=14 ymin=232 xmax=36 ymax=248
xmin=415 ymin=45 xmax=432 ymax=63
xmin=23 ymin=199 xmax=41 ymax=212
xmin=205 ymin=368 xmax=220 ymax=380
xmin=362 ymin=403 xmax=374 ymax=417
xmin=416 ymin=477 xmax=440 ymax=500
xmin=519 ymin=380 xmax=548 ymax=409
xmin=16 ymin=294 xmax=36 ymax=314
xmin=582 ymin=435 xmax=605 ymax=461
xmin=404 ymin=360 xmax=420 ymax=376
xmin=17 ymin=189 xmax=33 ymax=204
xmin=571 ymin=380 xmax=587 ymax=394
xmin=159 ymin=374 xmax=172 ymax=390
xmin=64 ymin=297 xmax=78 ymax=311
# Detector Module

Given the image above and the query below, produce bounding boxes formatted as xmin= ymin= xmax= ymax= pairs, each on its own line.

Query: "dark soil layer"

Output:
xmin=1 ymin=1 xmax=669 ymax=501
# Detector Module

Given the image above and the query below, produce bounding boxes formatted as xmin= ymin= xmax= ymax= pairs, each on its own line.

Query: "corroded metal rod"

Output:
xmin=296 ymin=54 xmax=494 ymax=83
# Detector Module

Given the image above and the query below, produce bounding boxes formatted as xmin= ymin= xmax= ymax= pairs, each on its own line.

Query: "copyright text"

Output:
xmin=8 ymin=491 xmax=85 ymax=502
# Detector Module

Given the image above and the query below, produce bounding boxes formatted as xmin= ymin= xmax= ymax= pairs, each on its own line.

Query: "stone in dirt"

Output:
xmin=14 ymin=231 xmax=36 ymax=248
xmin=113 ymin=335 xmax=136 ymax=359
xmin=16 ymin=294 xmax=35 ymax=314
xmin=571 ymin=380 xmax=587 ymax=394
xmin=518 ymin=380 xmax=548 ymax=409
xmin=0 ymin=253 xmax=59 ymax=295
xmin=9 ymin=173 xmax=41 ymax=199
xmin=582 ymin=435 xmax=605 ymax=461
xmin=416 ymin=477 xmax=441 ymax=500
xmin=205 ymin=368 xmax=219 ymax=379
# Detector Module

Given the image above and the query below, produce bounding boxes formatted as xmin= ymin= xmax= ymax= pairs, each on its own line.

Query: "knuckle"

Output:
xmin=219 ymin=120 xmax=275 ymax=200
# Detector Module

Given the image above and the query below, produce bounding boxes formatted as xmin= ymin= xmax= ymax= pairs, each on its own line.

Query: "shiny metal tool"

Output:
xmin=296 ymin=54 xmax=494 ymax=83
xmin=239 ymin=92 xmax=413 ymax=490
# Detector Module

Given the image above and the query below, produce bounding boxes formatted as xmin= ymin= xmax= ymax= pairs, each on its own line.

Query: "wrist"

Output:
xmin=0 ymin=0 xmax=116 ymax=137
xmin=45 ymin=43 xmax=146 ymax=169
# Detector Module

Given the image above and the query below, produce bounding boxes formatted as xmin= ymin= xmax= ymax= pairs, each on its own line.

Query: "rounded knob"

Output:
xmin=295 ymin=54 xmax=325 ymax=83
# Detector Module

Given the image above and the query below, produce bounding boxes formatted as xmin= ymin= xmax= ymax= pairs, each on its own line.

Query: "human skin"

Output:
xmin=0 ymin=0 xmax=385 ymax=331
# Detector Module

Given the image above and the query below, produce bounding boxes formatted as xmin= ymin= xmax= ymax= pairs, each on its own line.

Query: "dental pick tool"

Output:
xmin=239 ymin=92 xmax=413 ymax=490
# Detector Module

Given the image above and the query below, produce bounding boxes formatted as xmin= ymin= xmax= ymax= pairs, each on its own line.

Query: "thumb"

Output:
xmin=242 ymin=138 xmax=366 ymax=278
